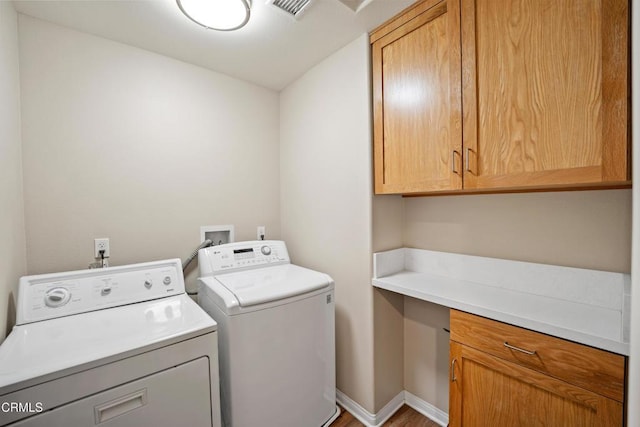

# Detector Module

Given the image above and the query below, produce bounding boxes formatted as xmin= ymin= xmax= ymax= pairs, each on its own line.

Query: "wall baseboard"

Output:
xmin=404 ymin=391 xmax=448 ymax=427
xmin=335 ymin=389 xmax=377 ymax=426
xmin=336 ymin=389 xmax=392 ymax=427
xmin=336 ymin=389 xmax=449 ymax=427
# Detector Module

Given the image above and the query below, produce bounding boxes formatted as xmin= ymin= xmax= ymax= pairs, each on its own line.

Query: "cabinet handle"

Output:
xmin=451 ymin=358 xmax=457 ymax=382
xmin=465 ymin=147 xmax=472 ymax=173
xmin=504 ymin=342 xmax=536 ymax=355
xmin=451 ymin=150 xmax=460 ymax=174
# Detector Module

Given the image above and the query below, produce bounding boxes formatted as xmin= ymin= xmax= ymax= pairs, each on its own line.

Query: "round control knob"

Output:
xmin=45 ymin=287 xmax=71 ymax=308
xmin=144 ymin=279 xmax=153 ymax=289
xmin=163 ymin=276 xmax=172 ymax=285
xmin=261 ymin=245 xmax=271 ymax=256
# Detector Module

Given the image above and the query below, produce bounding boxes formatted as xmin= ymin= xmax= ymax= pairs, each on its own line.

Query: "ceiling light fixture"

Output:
xmin=176 ymin=0 xmax=251 ymax=31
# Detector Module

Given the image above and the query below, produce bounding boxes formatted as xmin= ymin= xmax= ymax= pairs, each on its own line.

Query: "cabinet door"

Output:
xmin=372 ymin=0 xmax=462 ymax=194
xmin=461 ymin=0 xmax=629 ymax=190
xmin=449 ymin=342 xmax=623 ymax=427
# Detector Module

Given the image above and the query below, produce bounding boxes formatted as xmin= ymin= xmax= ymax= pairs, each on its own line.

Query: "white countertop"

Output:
xmin=373 ymin=248 xmax=631 ymax=355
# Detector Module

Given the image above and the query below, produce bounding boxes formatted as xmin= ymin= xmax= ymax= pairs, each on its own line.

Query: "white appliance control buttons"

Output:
xmin=261 ymin=245 xmax=271 ymax=256
xmin=18 ymin=260 xmax=186 ymax=325
xmin=44 ymin=287 xmax=71 ymax=308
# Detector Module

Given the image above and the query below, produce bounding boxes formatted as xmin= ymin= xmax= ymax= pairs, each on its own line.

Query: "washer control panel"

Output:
xmin=199 ymin=240 xmax=290 ymax=275
xmin=16 ymin=259 xmax=185 ymax=325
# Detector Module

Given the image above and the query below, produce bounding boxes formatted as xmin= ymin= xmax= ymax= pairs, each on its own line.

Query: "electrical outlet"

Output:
xmin=257 ymin=226 xmax=265 ymax=240
xmin=94 ymin=238 xmax=110 ymax=258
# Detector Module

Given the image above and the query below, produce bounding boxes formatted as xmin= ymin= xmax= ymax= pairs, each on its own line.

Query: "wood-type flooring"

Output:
xmin=331 ymin=405 xmax=440 ymax=427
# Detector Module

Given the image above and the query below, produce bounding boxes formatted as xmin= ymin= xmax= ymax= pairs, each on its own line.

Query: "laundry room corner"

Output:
xmin=1 ymin=0 xmax=636 ymax=424
xmin=16 ymin=15 xmax=281 ymax=293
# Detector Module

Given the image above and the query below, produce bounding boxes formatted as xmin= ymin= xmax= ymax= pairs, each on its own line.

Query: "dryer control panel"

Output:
xmin=16 ymin=259 xmax=185 ymax=325
xmin=198 ymin=240 xmax=290 ymax=276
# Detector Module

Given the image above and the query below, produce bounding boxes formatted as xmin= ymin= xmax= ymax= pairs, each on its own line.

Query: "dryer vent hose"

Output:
xmin=182 ymin=239 xmax=213 ymax=271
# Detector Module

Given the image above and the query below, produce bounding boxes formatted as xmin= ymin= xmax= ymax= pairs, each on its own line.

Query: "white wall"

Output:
xmin=372 ymin=195 xmax=404 ymax=411
xmin=404 ymin=190 xmax=632 ymax=272
xmin=403 ymin=299 xmax=449 ymax=412
xmin=280 ymin=34 xmax=377 ymax=412
xmin=0 ymin=1 xmax=27 ymax=341
xmin=18 ymin=16 xmax=280 ymax=291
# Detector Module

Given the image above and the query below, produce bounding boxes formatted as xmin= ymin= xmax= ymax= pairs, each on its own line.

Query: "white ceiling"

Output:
xmin=12 ymin=0 xmax=414 ymax=91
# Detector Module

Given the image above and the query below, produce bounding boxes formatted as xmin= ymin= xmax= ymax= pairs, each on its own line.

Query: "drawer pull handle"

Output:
xmin=504 ymin=342 xmax=536 ymax=355
xmin=451 ymin=358 xmax=457 ymax=382
xmin=94 ymin=389 xmax=147 ymax=424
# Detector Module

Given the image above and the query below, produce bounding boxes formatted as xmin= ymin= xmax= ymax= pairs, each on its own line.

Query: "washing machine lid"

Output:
xmin=213 ymin=264 xmax=333 ymax=307
xmin=0 ymin=294 xmax=216 ymax=394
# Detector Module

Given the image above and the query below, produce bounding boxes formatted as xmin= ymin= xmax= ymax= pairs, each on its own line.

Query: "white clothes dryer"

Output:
xmin=198 ymin=241 xmax=339 ymax=427
xmin=0 ymin=259 xmax=221 ymax=427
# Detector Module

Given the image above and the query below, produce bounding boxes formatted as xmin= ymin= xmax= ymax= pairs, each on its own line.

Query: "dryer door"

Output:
xmin=12 ymin=358 xmax=212 ymax=427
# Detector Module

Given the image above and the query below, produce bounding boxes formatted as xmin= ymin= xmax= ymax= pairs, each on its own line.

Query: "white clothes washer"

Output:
xmin=0 ymin=259 xmax=221 ymax=427
xmin=197 ymin=240 xmax=339 ymax=427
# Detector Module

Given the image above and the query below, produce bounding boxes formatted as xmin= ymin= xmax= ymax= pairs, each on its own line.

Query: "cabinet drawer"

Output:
xmin=450 ymin=310 xmax=625 ymax=402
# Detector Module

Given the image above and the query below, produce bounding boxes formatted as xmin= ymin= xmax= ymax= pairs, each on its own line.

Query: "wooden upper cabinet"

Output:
xmin=371 ymin=0 xmax=463 ymax=194
xmin=370 ymin=0 xmax=630 ymax=195
xmin=461 ymin=0 xmax=630 ymax=190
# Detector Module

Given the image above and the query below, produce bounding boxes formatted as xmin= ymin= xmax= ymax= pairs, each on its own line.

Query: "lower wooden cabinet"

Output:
xmin=449 ymin=310 xmax=625 ymax=426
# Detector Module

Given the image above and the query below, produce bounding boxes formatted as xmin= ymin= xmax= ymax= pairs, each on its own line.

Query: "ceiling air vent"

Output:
xmin=267 ymin=0 xmax=314 ymax=19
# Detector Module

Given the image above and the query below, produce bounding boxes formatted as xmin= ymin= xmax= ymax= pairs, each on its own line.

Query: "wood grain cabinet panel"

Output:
xmin=461 ymin=0 xmax=629 ymax=190
xmin=370 ymin=0 xmax=629 ymax=195
xmin=371 ymin=0 xmax=462 ymax=194
xmin=450 ymin=309 xmax=625 ymax=402
xmin=449 ymin=342 xmax=623 ymax=427
xmin=449 ymin=310 xmax=625 ymax=427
